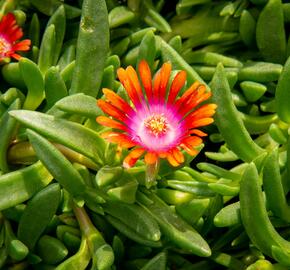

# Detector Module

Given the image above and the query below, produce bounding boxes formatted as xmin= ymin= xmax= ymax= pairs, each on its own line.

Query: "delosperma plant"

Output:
xmin=1 ymin=0 xmax=290 ymax=269
xmin=96 ymin=60 xmax=216 ymax=186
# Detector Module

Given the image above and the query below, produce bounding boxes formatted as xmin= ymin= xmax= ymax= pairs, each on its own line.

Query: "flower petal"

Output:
xmin=144 ymin=151 xmax=158 ymax=165
xmin=138 ymin=60 xmax=153 ymax=102
xmin=96 ymin=116 xmax=127 ymax=131
xmin=189 ymin=118 xmax=214 ymax=129
xmin=12 ymin=39 xmax=31 ymax=51
xmin=123 ymin=148 xmax=145 ymax=168
xmin=158 ymin=152 xmax=167 ymax=158
xmin=0 ymin=13 xmax=16 ymax=33
xmin=117 ymin=68 xmax=141 ymax=106
xmin=126 ymin=66 xmax=143 ymax=99
xmin=101 ymin=132 xmax=136 ymax=148
xmin=10 ymin=53 xmax=21 ymax=60
xmin=180 ymin=143 xmax=198 ymax=156
xmin=174 ymin=81 xmax=201 ymax=108
xmin=189 ymin=129 xmax=208 ymax=137
xmin=172 ymin=147 xmax=184 ymax=164
xmin=9 ymin=27 xmax=23 ymax=41
xmin=178 ymin=84 xmax=209 ymax=116
xmin=185 ymin=104 xmax=217 ymax=126
xmin=97 ymin=100 xmax=127 ymax=122
xmin=189 ymin=104 xmax=217 ymax=118
xmin=182 ymin=136 xmax=203 ymax=147
xmin=189 ymin=89 xmax=212 ymax=110
xmin=166 ymin=151 xmax=181 ymax=167
xmin=152 ymin=69 xmax=161 ymax=102
xmin=159 ymin=62 xmax=171 ymax=102
xmin=167 ymin=70 xmax=187 ymax=104
xmin=117 ymin=67 xmax=127 ymax=83
xmin=102 ymin=88 xmax=133 ymax=114
xmin=0 ymin=13 xmax=30 ymax=62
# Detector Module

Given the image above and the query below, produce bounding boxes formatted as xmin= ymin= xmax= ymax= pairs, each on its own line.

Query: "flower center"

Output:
xmin=144 ymin=113 xmax=169 ymax=136
xmin=0 ymin=36 xmax=11 ymax=58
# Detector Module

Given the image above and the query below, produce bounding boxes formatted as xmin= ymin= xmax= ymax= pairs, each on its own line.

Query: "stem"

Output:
xmin=72 ymin=204 xmax=106 ymax=253
xmin=72 ymin=204 xmax=94 ymax=236
xmin=145 ymin=159 xmax=160 ymax=188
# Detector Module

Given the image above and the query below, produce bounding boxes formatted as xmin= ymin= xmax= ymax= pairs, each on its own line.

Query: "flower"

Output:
xmin=96 ymin=60 xmax=216 ymax=168
xmin=0 ymin=13 xmax=31 ymax=62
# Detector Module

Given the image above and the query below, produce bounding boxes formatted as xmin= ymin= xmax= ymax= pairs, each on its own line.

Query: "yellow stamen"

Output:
xmin=0 ymin=36 xmax=10 ymax=57
xmin=144 ymin=113 xmax=168 ymax=136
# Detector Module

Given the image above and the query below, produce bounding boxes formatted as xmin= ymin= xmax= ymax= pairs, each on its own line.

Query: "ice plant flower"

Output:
xmin=97 ymin=60 xmax=216 ymax=170
xmin=0 ymin=13 xmax=31 ymax=62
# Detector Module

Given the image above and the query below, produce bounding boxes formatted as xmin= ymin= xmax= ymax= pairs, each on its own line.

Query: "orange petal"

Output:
xmin=189 ymin=129 xmax=208 ymax=137
xmin=185 ymin=104 xmax=217 ymax=125
xmin=10 ymin=53 xmax=21 ymax=60
xmin=96 ymin=116 xmax=127 ymax=131
xmin=126 ymin=66 xmax=143 ymax=98
xmin=144 ymin=152 xmax=158 ymax=165
xmin=117 ymin=68 xmax=127 ymax=84
xmin=189 ymin=90 xmax=212 ymax=110
xmin=123 ymin=79 xmax=141 ymax=107
xmin=189 ymin=118 xmax=214 ymax=129
xmin=102 ymin=88 xmax=133 ymax=113
xmin=130 ymin=148 xmax=145 ymax=158
xmin=182 ymin=87 xmax=212 ymax=115
xmin=101 ymin=132 xmax=136 ymax=148
xmin=152 ymin=69 xmax=161 ymax=102
xmin=159 ymin=62 xmax=171 ymax=102
xmin=186 ymin=113 xmax=216 ymax=128
xmin=97 ymin=100 xmax=127 ymax=122
xmin=182 ymin=136 xmax=203 ymax=147
xmin=123 ymin=148 xmax=145 ymax=168
xmin=166 ymin=152 xmax=181 ymax=167
xmin=158 ymin=151 xmax=167 ymax=158
xmin=138 ymin=60 xmax=153 ymax=102
xmin=174 ymin=81 xmax=201 ymax=108
xmin=167 ymin=70 xmax=187 ymax=104
xmin=180 ymin=143 xmax=199 ymax=156
xmin=13 ymin=39 xmax=31 ymax=51
xmin=172 ymin=148 xmax=184 ymax=164
xmin=190 ymin=104 xmax=217 ymax=117
xmin=191 ymin=110 xmax=215 ymax=120
xmin=117 ymin=68 xmax=141 ymax=106
xmin=178 ymin=85 xmax=209 ymax=116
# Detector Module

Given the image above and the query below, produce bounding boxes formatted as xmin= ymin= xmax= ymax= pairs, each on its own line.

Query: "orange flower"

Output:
xmin=97 ymin=60 xmax=216 ymax=168
xmin=0 ymin=13 xmax=31 ymax=62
